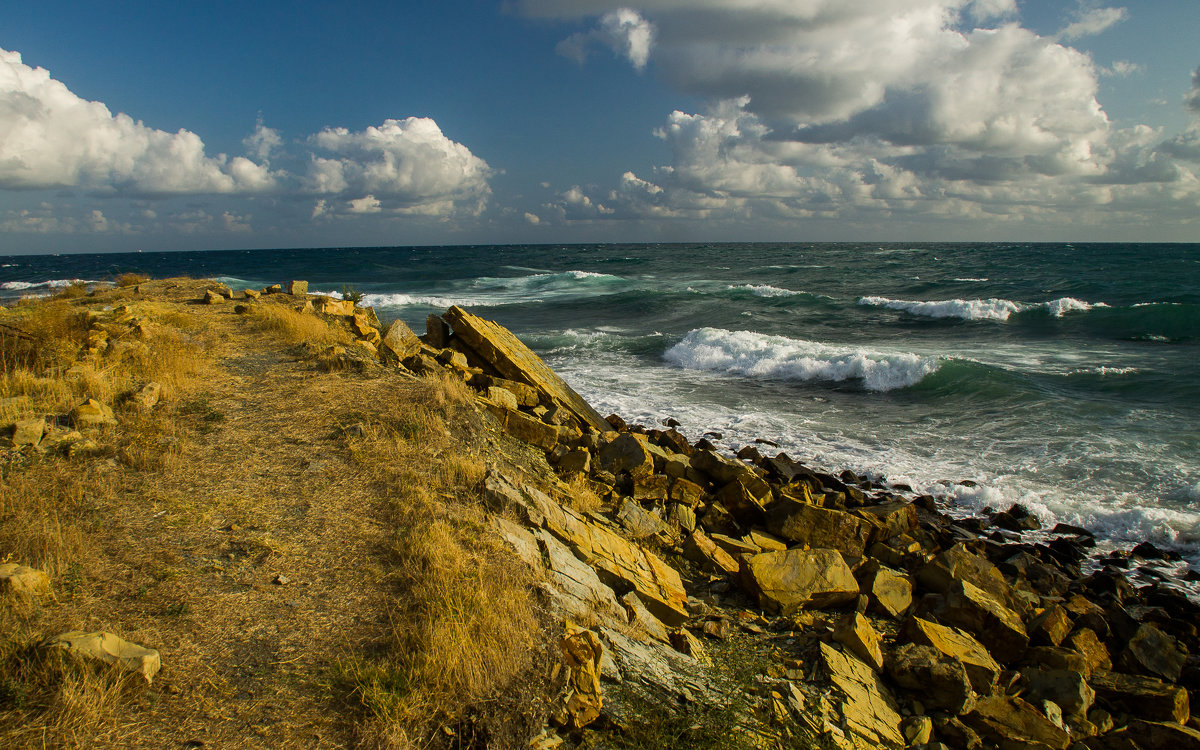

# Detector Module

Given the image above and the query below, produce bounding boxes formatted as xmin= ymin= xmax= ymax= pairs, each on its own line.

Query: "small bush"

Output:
xmin=113 ymin=273 xmax=149 ymax=287
xmin=341 ymin=285 xmax=366 ymax=305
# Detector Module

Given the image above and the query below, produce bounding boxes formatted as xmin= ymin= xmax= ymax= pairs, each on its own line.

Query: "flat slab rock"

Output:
xmin=742 ymin=548 xmax=859 ymax=615
xmin=817 ymin=642 xmax=906 ymax=749
xmin=45 ymin=631 xmax=161 ymax=682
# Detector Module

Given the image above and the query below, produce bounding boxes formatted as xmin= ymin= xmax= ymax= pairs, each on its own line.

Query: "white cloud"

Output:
xmin=557 ymin=8 xmax=654 ymax=70
xmin=1058 ymin=6 xmax=1128 ymax=41
xmin=243 ymin=115 xmax=283 ymax=162
xmin=305 ymin=117 xmax=492 ymax=216
xmin=524 ymin=211 xmax=541 ymax=224
xmin=346 ymin=195 xmax=383 ymax=214
xmin=1187 ymin=67 xmax=1200 ymax=114
xmin=0 ymin=48 xmax=276 ymax=194
xmin=1101 ymin=60 xmax=1141 ymax=77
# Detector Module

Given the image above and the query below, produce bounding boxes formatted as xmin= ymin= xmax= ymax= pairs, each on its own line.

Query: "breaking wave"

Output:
xmin=857 ymin=295 xmax=1107 ymax=321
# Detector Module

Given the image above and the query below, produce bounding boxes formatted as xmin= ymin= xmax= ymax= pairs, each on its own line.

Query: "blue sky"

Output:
xmin=1 ymin=0 xmax=1198 ymax=253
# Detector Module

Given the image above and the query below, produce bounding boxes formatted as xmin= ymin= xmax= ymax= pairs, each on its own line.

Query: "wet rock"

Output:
xmin=45 ymin=631 xmax=161 ymax=683
xmin=740 ymin=548 xmax=859 ymax=615
xmin=993 ymin=503 xmax=1042 ymax=532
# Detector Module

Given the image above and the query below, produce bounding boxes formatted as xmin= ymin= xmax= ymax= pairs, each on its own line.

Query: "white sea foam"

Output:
xmin=729 ymin=283 xmax=807 ymax=297
xmin=953 ymin=277 xmax=990 ymax=282
xmin=663 ymin=328 xmax=939 ymax=391
xmin=1 ymin=278 xmax=99 ymax=291
xmin=858 ymin=295 xmax=1107 ymax=321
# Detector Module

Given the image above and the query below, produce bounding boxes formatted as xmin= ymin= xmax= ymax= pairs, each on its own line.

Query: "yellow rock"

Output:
xmin=0 ymin=563 xmax=50 ymax=599
xmin=45 ymin=631 xmax=161 ymax=683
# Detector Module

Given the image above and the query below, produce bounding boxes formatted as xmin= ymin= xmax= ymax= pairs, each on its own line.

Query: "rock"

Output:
xmin=668 ymin=477 xmax=705 ymax=507
xmin=0 ymin=563 xmax=50 ymax=599
xmin=1090 ymin=671 xmax=1190 ymax=725
xmin=535 ymin=529 xmax=625 ymax=624
xmin=1028 ymin=604 xmax=1073 ymax=647
xmin=993 ymin=503 xmax=1042 ymax=532
xmin=425 ymin=314 xmax=450 ymax=348
xmin=7 ymin=417 xmax=45 ymax=448
xmin=709 ymin=533 xmax=759 ymax=557
xmin=598 ymin=626 xmax=727 ymax=716
xmin=486 ymin=385 xmax=520 ymax=410
xmin=901 ymin=715 xmax=934 ymax=745
xmin=855 ymin=501 xmax=919 ymax=543
xmin=886 ymin=642 xmax=976 ymax=713
xmin=444 ymin=306 xmax=611 ymax=433
xmin=1067 ymin=628 xmax=1112 ymax=674
xmin=685 ymin=529 xmax=741 ymax=576
xmin=317 ymin=297 xmax=355 ymax=316
xmin=380 ymin=319 xmax=422 ymax=360
xmin=714 ymin=477 xmax=771 ymax=527
xmin=834 ymin=612 xmax=885 ymax=671
xmin=69 ymin=398 xmax=115 ymax=429
xmin=203 ymin=288 xmax=224 ymax=304
xmin=45 ymin=631 xmax=161 ymax=682
xmin=621 ymin=591 xmax=670 ymax=643
xmin=553 ymin=626 xmax=604 ymax=730
xmin=243 ymin=288 xmax=260 ymax=299
xmin=630 ymin=474 xmax=670 ymax=503
xmin=1021 ymin=667 xmax=1095 ymax=721
xmin=263 ymin=283 xmax=282 ymax=294
xmin=132 ymin=382 xmax=162 ymax=410
xmin=817 ymin=642 xmax=907 ymax=748
xmin=962 ymin=695 xmax=1072 ymax=750
xmin=903 ymin=617 xmax=1002 ymax=693
xmin=741 ymin=548 xmax=859 ymax=615
xmin=485 ymin=403 xmax=560 ymax=450
xmin=767 ymin=500 xmax=876 ymax=560
xmin=747 ymin=529 xmax=788 ymax=552
xmin=595 ymin=434 xmax=654 ymax=479
xmin=938 ymin=578 xmax=1030 ymax=663
xmin=918 ymin=543 xmax=1012 ymax=604
xmin=1122 ymin=719 xmax=1200 ymax=749
xmin=857 ymin=560 xmax=913 ymax=619
xmin=616 ymin=499 xmax=669 ymax=541
xmin=558 ymin=449 xmax=591 ymax=475
xmin=668 ymin=628 xmax=711 ymax=665
xmin=936 ymin=716 xmax=984 ymax=750
xmin=287 ymin=280 xmax=308 ymax=296
xmin=551 ymin=508 xmax=689 ymax=626
xmin=1119 ymin=623 xmax=1187 ymax=682
xmin=691 ymin=449 xmax=755 ymax=485
xmin=666 ymin=503 xmax=696 ymax=534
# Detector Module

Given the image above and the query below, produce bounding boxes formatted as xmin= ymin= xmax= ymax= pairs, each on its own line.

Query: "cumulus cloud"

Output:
xmin=305 ymin=118 xmax=492 ymax=216
xmin=1058 ymin=6 xmax=1128 ymax=41
xmin=557 ymin=8 xmax=654 ymax=70
xmin=0 ymin=48 xmax=276 ymax=194
xmin=243 ymin=115 xmax=283 ymax=162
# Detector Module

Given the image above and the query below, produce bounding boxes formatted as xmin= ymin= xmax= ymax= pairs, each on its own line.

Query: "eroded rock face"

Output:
xmin=817 ymin=642 xmax=906 ymax=749
xmin=45 ymin=631 xmax=161 ymax=683
xmin=741 ymin=548 xmax=858 ymax=615
xmin=443 ymin=306 xmax=612 ymax=434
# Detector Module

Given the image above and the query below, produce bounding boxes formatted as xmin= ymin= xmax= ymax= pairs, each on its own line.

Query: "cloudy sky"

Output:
xmin=2 ymin=0 xmax=1198 ymax=253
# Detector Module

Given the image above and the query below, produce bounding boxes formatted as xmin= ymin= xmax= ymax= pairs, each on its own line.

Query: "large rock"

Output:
xmin=963 ymin=695 xmax=1071 ymax=750
xmin=1089 ymin=671 xmax=1190 ymax=725
xmin=1120 ymin=719 xmax=1200 ymax=750
xmin=817 ymin=642 xmax=906 ymax=748
xmin=535 ymin=529 xmax=626 ymax=625
xmin=714 ymin=477 xmax=771 ymax=527
xmin=854 ymin=501 xmax=918 ymax=543
xmin=554 ymin=626 xmax=604 ymax=730
xmin=767 ymin=500 xmax=875 ymax=560
xmin=6 ymin=417 xmax=45 ymax=448
xmin=885 ymin=642 xmax=976 ymax=714
xmin=684 ymin=530 xmax=740 ymax=576
xmin=1118 ymin=623 xmax=1186 ymax=682
xmin=596 ymin=434 xmax=654 ymax=478
xmin=918 ymin=543 xmax=1012 ymax=604
xmin=903 ymin=617 xmax=1001 ymax=693
xmin=0 ymin=563 xmax=50 ymax=599
xmin=286 ymin=280 xmax=308 ymax=296
xmin=938 ymin=578 xmax=1029 ymax=663
xmin=484 ymin=403 xmax=560 ymax=450
xmin=691 ymin=449 xmax=755 ymax=485
xmin=857 ymin=560 xmax=913 ymax=619
xmin=443 ymin=306 xmax=611 ymax=433
xmin=45 ymin=631 xmax=161 ymax=682
xmin=381 ymin=319 xmax=422 ymax=360
xmin=69 ymin=398 xmax=115 ymax=429
xmin=834 ymin=612 xmax=884 ymax=672
xmin=741 ymin=548 xmax=859 ymax=615
xmin=1020 ymin=666 xmax=1095 ymax=720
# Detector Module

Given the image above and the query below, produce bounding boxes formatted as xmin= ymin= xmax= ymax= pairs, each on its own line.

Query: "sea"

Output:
xmin=3 ymin=242 xmax=1198 ymax=575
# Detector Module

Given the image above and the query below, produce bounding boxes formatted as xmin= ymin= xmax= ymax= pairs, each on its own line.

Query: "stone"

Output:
xmin=550 ymin=507 xmax=689 ymax=626
xmin=443 ymin=306 xmax=612 ymax=433
xmin=203 ymin=288 xmax=224 ymax=304
xmin=709 ymin=533 xmax=760 ymax=557
xmin=714 ymin=477 xmax=770 ymax=527
xmin=666 ymin=503 xmax=696 ymax=534
xmin=918 ymin=543 xmax=1011 ymax=604
xmin=669 ymin=477 xmax=705 ymax=507
xmin=1020 ymin=667 xmax=1095 ymax=720
xmin=132 ymin=382 xmax=162 ymax=410
xmin=45 ymin=631 xmax=161 ymax=682
xmin=767 ymin=499 xmax=876 ymax=560
xmin=886 ymin=642 xmax=977 ymax=714
xmin=1028 ymin=604 xmax=1073 ymax=647
xmin=834 ymin=612 xmax=884 ymax=671
xmin=630 ymin=474 xmax=670 ymax=503
xmin=616 ymin=500 xmax=669 ymax=541
xmin=263 ymin=283 xmax=282 ymax=294
xmin=69 ymin=398 xmax=115 ymax=429
xmin=486 ymin=385 xmax=520 ymax=410
xmin=243 ymin=288 xmax=260 ymax=299
xmin=490 ymin=515 xmax=541 ymax=569
xmin=621 ymin=591 xmax=670 ymax=643
xmin=1122 ymin=719 xmax=1200 ymax=750
xmin=857 ymin=560 xmax=913 ymax=619
xmin=1090 ymin=671 xmax=1189 ymax=725
xmin=817 ymin=642 xmax=907 ymax=748
xmin=691 ymin=449 xmax=755 ymax=485
xmin=668 ymin=628 xmax=711 ymax=665
xmin=1119 ymin=623 xmax=1187 ymax=682
xmin=317 ymin=297 xmax=355 ymax=316
xmin=747 ymin=529 xmax=788 ymax=552
xmin=380 ymin=319 xmax=422 ymax=360
xmin=596 ymin=434 xmax=655 ymax=479
xmin=903 ymin=617 xmax=1002 ymax=693
xmin=558 ymin=449 xmax=591 ymax=475
xmin=685 ymin=530 xmax=740 ymax=576
xmin=938 ymin=578 xmax=1030 ymax=663
xmin=535 ymin=530 xmax=626 ymax=624
xmin=0 ymin=563 xmax=50 ymax=599
xmin=902 ymin=715 xmax=934 ymax=745
xmin=554 ymin=626 xmax=604 ymax=730
xmin=425 ymin=314 xmax=451 ymax=348
xmin=855 ymin=501 xmax=919 ymax=542
xmin=485 ymin=403 xmax=560 ymax=450
xmin=598 ymin=626 xmax=727 ymax=715
xmin=287 ymin=280 xmax=308 ymax=296
xmin=936 ymin=716 xmax=984 ymax=750
xmin=1067 ymin=628 xmax=1112 ymax=674
xmin=741 ymin=548 xmax=859 ymax=615
xmin=8 ymin=417 xmax=45 ymax=447
xmin=963 ymin=695 xmax=1071 ymax=750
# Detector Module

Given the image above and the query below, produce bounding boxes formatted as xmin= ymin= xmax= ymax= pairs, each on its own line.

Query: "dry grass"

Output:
xmin=562 ymin=474 xmax=604 ymax=514
xmin=113 ymin=273 xmax=149 ymax=288
xmin=250 ymin=302 xmax=352 ymax=347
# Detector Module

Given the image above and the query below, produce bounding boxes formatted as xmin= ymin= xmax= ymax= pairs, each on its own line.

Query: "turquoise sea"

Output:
xmin=3 ymin=243 xmax=1198 ymax=571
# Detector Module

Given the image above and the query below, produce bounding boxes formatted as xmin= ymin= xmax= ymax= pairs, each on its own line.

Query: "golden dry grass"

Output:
xmin=113 ymin=273 xmax=149 ymax=288
xmin=250 ymin=302 xmax=353 ymax=347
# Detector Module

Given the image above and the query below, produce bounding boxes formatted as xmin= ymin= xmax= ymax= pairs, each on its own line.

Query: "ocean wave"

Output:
xmin=1 ymin=278 xmax=100 ymax=291
xmin=953 ymin=277 xmax=989 ymax=282
xmin=728 ymin=283 xmax=808 ymax=298
xmin=663 ymin=328 xmax=939 ymax=391
xmin=315 ymin=270 xmax=630 ymax=310
xmin=858 ymin=295 xmax=1107 ymax=321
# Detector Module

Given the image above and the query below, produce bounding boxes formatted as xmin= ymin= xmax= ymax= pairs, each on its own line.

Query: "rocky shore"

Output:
xmin=4 ymin=280 xmax=1199 ymax=749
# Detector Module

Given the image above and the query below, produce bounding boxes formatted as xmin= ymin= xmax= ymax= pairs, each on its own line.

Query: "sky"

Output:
xmin=1 ymin=0 xmax=1198 ymax=253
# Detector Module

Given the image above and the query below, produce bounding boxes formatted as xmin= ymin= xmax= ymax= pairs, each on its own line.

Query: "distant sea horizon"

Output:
xmin=4 ymin=241 xmax=1198 ymax=582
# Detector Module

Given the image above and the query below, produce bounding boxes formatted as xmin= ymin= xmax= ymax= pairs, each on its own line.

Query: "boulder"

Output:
xmin=558 ymin=449 xmax=591 ymax=475
xmin=7 ymin=417 xmax=45 ymax=448
xmin=1121 ymin=719 xmax=1200 ymax=750
xmin=425 ymin=314 xmax=451 ymax=348
xmin=767 ymin=500 xmax=875 ymax=560
xmin=1020 ymin=666 xmax=1095 ymax=720
xmin=714 ymin=477 xmax=770 ymax=527
xmin=857 ymin=561 xmax=913 ymax=619
xmin=596 ymin=434 xmax=655 ymax=479
xmin=938 ymin=578 xmax=1030 ymax=663
xmin=616 ymin=500 xmax=669 ymax=541
xmin=443 ymin=306 xmax=612 ymax=433
xmin=886 ymin=642 xmax=976 ymax=714
xmin=630 ymin=474 xmax=670 ymax=503
xmin=45 ymin=631 xmax=161 ymax=682
xmin=741 ymin=548 xmax=859 ymax=615
xmin=485 ymin=404 xmax=559 ymax=450
xmin=203 ymin=288 xmax=224 ymax=304
xmin=1090 ymin=671 xmax=1189 ymax=725
xmin=243 ymin=288 xmax=260 ymax=300
xmin=69 ymin=398 xmax=115 ymax=429
xmin=817 ymin=642 xmax=906 ymax=748
xmin=1028 ymin=604 xmax=1073 ymax=647
xmin=535 ymin=529 xmax=626 ymax=624
xmin=963 ymin=695 xmax=1072 ymax=750
xmin=684 ymin=530 xmax=740 ymax=577
xmin=854 ymin=501 xmax=918 ymax=542
xmin=1119 ymin=623 xmax=1186 ymax=682
xmin=0 ymin=563 xmax=50 ymax=599
xmin=380 ymin=319 xmax=422 ymax=360
xmin=287 ymin=280 xmax=308 ymax=296
xmin=691 ymin=449 xmax=755 ymax=485
xmin=666 ymin=503 xmax=696 ymax=534
xmin=554 ymin=626 xmax=604 ymax=730
xmin=1067 ymin=628 xmax=1112 ymax=674
xmin=486 ymin=385 xmax=519 ymax=410
xmin=747 ymin=529 xmax=787 ymax=552
xmin=903 ymin=617 xmax=1002 ymax=693
xmin=317 ymin=297 xmax=355 ymax=316
xmin=834 ymin=612 xmax=884 ymax=672
xmin=668 ymin=478 xmax=705 ymax=507
xmin=918 ymin=543 xmax=1012 ymax=603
